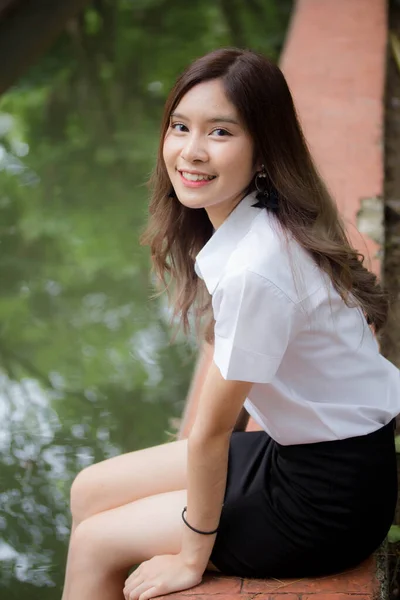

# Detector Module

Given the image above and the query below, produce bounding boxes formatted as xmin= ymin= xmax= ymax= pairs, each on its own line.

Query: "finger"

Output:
xmin=139 ymin=586 xmax=158 ymax=600
xmin=123 ymin=579 xmax=144 ymax=599
xmin=125 ymin=571 xmax=142 ymax=587
xmin=128 ymin=581 xmax=153 ymax=600
xmin=126 ymin=565 xmax=142 ymax=584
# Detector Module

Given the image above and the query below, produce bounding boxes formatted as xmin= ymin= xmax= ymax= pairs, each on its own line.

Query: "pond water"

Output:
xmin=0 ymin=1 xmax=291 ymax=596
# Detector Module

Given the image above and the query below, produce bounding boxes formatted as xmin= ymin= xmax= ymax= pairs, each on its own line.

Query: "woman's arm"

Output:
xmin=180 ymin=341 xmax=250 ymax=439
xmin=122 ymin=361 xmax=251 ymax=600
xmin=180 ymin=360 xmax=253 ymax=571
xmin=234 ymin=405 xmax=250 ymax=432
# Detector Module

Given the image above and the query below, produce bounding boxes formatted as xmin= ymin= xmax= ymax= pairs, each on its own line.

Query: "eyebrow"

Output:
xmin=170 ymin=111 xmax=240 ymax=126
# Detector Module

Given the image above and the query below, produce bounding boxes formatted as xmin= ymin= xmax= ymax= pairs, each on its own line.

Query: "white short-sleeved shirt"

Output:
xmin=195 ymin=192 xmax=400 ymax=445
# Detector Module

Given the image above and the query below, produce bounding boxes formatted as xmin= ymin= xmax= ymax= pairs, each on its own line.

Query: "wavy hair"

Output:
xmin=141 ymin=48 xmax=388 ymax=343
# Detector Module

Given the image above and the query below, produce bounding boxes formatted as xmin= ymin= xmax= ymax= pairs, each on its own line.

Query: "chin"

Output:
xmin=174 ymin=189 xmax=207 ymax=206
xmin=176 ymin=197 xmax=207 ymax=210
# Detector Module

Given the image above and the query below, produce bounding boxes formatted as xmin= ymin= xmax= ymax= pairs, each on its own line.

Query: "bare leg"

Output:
xmin=70 ymin=438 xmax=189 ymax=524
xmin=65 ymin=489 xmax=196 ymax=600
xmin=61 ymin=438 xmax=189 ymax=599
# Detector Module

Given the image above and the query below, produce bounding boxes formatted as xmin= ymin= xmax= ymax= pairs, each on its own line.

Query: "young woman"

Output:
xmin=61 ymin=48 xmax=400 ymax=600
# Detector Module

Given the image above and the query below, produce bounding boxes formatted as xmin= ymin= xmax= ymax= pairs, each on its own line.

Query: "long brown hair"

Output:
xmin=141 ymin=48 xmax=388 ymax=343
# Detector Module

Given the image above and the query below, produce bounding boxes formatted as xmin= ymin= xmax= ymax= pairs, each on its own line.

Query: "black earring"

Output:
xmin=168 ymin=188 xmax=177 ymax=199
xmin=252 ymin=165 xmax=279 ymax=211
xmin=255 ymin=165 xmax=268 ymax=195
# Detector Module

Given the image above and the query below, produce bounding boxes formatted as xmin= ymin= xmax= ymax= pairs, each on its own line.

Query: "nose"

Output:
xmin=180 ymin=133 xmax=208 ymax=163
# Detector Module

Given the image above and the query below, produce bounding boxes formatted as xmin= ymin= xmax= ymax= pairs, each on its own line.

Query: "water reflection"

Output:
xmin=0 ymin=0 xmax=291 ymax=595
xmin=0 ymin=360 xmax=191 ymax=593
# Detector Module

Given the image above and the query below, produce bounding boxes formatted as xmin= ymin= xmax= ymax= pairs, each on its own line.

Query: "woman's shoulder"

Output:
xmin=226 ymin=210 xmax=326 ymax=303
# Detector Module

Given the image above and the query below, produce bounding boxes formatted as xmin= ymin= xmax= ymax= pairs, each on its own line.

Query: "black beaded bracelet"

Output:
xmin=181 ymin=507 xmax=219 ymax=535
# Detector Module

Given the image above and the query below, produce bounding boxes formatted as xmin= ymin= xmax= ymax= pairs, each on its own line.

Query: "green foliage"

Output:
xmin=389 ymin=525 xmax=400 ymax=543
xmin=0 ymin=0 xmax=292 ymax=595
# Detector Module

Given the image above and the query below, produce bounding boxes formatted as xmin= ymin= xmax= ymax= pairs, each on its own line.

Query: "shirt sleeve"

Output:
xmin=213 ymin=269 xmax=300 ymax=383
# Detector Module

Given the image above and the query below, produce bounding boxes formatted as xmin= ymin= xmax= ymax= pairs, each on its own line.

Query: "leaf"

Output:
xmin=388 ymin=525 xmax=400 ymax=544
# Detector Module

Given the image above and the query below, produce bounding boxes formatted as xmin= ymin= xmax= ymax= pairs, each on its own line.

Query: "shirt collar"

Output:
xmin=195 ymin=191 xmax=261 ymax=294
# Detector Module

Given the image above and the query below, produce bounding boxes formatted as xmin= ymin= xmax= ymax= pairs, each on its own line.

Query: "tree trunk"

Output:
xmin=0 ymin=0 xmax=92 ymax=96
xmin=219 ymin=0 xmax=247 ymax=48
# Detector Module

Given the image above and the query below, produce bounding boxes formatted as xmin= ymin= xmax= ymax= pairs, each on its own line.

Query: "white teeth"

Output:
xmin=181 ymin=171 xmax=214 ymax=182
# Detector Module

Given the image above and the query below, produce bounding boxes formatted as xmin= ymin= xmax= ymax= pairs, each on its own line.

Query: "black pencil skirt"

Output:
xmin=209 ymin=420 xmax=397 ymax=578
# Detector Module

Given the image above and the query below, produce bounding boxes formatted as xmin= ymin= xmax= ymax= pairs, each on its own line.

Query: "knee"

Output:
xmin=70 ymin=465 xmax=99 ymax=525
xmin=69 ymin=516 xmax=129 ymax=576
xmin=68 ymin=517 xmax=110 ymax=571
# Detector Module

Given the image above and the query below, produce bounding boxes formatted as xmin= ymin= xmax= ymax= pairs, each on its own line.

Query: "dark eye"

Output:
xmin=212 ymin=128 xmax=231 ymax=137
xmin=171 ymin=122 xmax=188 ymax=132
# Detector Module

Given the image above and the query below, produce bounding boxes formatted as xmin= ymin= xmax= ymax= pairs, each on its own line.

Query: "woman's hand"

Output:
xmin=123 ymin=553 xmax=203 ymax=600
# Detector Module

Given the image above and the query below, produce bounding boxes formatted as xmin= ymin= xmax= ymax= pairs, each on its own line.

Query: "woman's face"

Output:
xmin=163 ymin=79 xmax=257 ymax=229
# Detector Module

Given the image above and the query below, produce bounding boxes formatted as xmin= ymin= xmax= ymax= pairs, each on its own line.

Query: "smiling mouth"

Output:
xmin=179 ymin=171 xmax=216 ymax=182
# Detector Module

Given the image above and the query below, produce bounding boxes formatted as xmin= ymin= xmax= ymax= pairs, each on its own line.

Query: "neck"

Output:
xmin=205 ymin=194 xmax=245 ymax=229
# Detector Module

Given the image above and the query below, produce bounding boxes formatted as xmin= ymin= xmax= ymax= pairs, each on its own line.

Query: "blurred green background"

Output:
xmin=0 ymin=0 xmax=292 ymax=596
